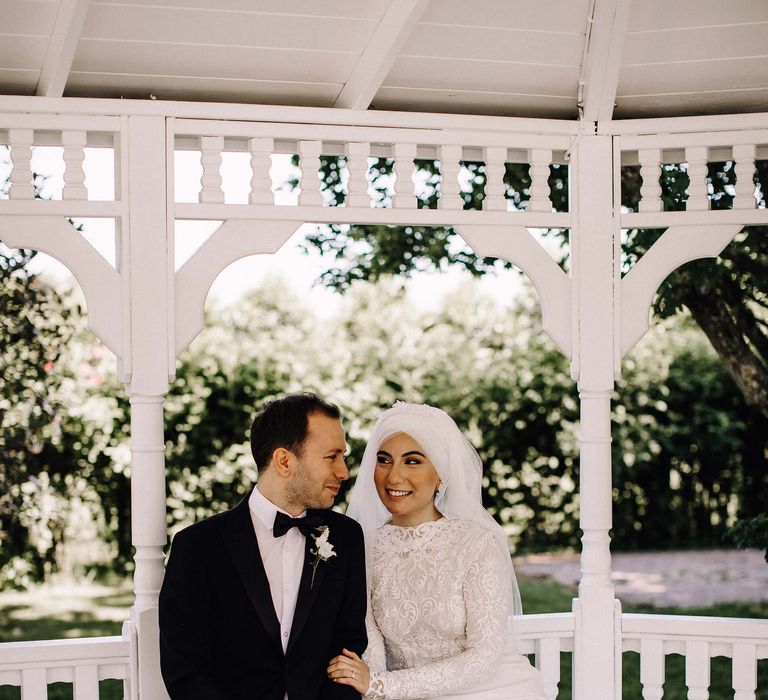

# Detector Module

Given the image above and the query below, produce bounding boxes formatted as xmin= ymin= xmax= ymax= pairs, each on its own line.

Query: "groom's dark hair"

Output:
xmin=250 ymin=392 xmax=341 ymax=473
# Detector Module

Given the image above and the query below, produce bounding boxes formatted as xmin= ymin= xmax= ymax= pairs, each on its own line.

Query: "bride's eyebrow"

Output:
xmin=402 ymin=451 xmax=426 ymax=458
xmin=377 ymin=450 xmax=392 ymax=457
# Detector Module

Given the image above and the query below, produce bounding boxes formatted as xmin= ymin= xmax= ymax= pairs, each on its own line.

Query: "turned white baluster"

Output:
xmin=199 ymin=136 xmax=224 ymax=203
xmin=483 ymin=146 xmax=508 ymax=211
xmin=62 ymin=130 xmax=88 ymax=200
xmin=638 ymin=148 xmax=663 ymax=212
xmin=535 ymin=636 xmax=561 ymax=700
xmin=346 ymin=142 xmax=371 ymax=208
xmin=640 ymin=638 xmax=664 ymax=700
xmin=685 ymin=146 xmax=709 ymax=211
xmin=732 ymin=643 xmax=757 ymax=700
xmin=438 ymin=144 xmax=462 ymax=210
xmin=248 ymin=137 xmax=274 ymax=205
xmin=528 ymin=148 xmax=552 ymax=212
xmin=298 ymin=140 xmax=323 ymax=206
xmin=685 ymin=640 xmax=710 ymax=700
xmin=732 ymin=144 xmax=757 ymax=210
xmin=393 ymin=143 xmax=416 ymax=209
xmin=8 ymin=128 xmax=35 ymax=199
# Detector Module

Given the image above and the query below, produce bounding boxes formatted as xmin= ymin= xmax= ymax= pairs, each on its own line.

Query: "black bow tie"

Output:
xmin=273 ymin=511 xmax=323 ymax=538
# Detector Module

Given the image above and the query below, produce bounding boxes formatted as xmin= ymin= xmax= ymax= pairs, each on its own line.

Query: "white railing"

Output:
xmin=622 ymin=612 xmax=768 ymax=700
xmin=0 ymin=621 xmax=137 ymax=700
xmin=518 ymin=612 xmax=575 ymax=700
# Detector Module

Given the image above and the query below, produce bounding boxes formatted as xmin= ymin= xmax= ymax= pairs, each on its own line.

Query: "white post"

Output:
xmin=125 ymin=114 xmax=172 ymax=700
xmin=571 ymin=133 xmax=618 ymax=700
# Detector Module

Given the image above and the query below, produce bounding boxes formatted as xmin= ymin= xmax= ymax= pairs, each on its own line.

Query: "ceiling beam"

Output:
xmin=579 ymin=0 xmax=632 ymax=122
xmin=334 ymin=0 xmax=430 ymax=111
xmin=36 ymin=0 xmax=91 ymax=97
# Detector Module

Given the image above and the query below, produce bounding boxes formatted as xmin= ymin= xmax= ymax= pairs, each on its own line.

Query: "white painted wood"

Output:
xmin=62 ymin=130 xmax=88 ymax=200
xmin=298 ymin=140 xmax=323 ymax=207
xmin=570 ymin=135 xmax=617 ymax=700
xmin=622 ymin=209 xmax=768 ymax=228
xmin=392 ymin=142 xmax=416 ymax=209
xmin=334 ymin=0 xmax=429 ymax=111
xmin=483 ymin=146 xmax=507 ymax=211
xmin=639 ymin=638 xmax=664 ymax=700
xmin=175 ymin=220 xmax=301 ymax=353
xmin=685 ymin=640 xmax=710 ymax=700
xmin=36 ymin=0 xmax=91 ymax=97
xmin=620 ymin=225 xmax=741 ymax=357
xmin=732 ymin=144 xmax=757 ymax=210
xmin=8 ymin=128 xmax=35 ymax=200
xmin=528 ymin=149 xmax=552 ymax=212
xmin=638 ymin=148 xmax=662 ymax=213
xmin=685 ymin=146 xmax=709 ymax=211
xmin=21 ymin=668 xmax=47 ymax=700
xmin=248 ymin=137 xmax=274 ymax=206
xmin=535 ymin=636 xmax=561 ymax=700
xmin=458 ymin=225 xmax=571 ymax=356
xmin=732 ymin=643 xmax=757 ymax=700
xmin=345 ymin=142 xmax=371 ymax=208
xmin=73 ymin=664 xmax=99 ymax=700
xmin=199 ymin=135 xmax=224 ymax=204
xmin=580 ymin=0 xmax=632 ymax=122
xmin=438 ymin=145 xmax=462 ymax=210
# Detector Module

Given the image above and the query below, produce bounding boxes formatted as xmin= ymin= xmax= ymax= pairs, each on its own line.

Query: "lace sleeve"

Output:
xmin=363 ymin=605 xmax=387 ymax=698
xmin=370 ymin=532 xmax=509 ymax=699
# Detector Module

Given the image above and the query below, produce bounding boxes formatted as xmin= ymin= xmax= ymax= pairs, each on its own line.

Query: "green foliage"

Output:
xmin=725 ymin=513 xmax=768 ymax=563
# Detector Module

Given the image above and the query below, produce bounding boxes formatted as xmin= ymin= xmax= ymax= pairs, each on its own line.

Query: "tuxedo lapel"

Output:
xmin=220 ymin=497 xmax=282 ymax=653
xmin=286 ymin=511 xmax=329 ymax=654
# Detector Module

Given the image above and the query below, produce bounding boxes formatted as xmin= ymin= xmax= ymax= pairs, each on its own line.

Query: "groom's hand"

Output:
xmin=327 ymin=648 xmax=370 ymax=695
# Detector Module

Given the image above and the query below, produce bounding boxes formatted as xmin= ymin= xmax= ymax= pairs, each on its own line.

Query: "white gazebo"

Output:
xmin=1 ymin=0 xmax=767 ymax=697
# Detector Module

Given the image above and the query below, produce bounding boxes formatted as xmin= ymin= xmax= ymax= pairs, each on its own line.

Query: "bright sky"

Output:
xmin=1 ymin=145 xmax=529 ymax=315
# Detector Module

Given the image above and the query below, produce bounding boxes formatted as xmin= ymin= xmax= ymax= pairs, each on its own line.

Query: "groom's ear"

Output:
xmin=272 ymin=447 xmax=295 ymax=477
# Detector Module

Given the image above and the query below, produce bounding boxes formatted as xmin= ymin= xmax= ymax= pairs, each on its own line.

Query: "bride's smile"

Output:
xmin=374 ymin=432 xmax=442 ymax=527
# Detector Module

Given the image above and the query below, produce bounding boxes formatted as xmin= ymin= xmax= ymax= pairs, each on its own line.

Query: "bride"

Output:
xmin=327 ymin=402 xmax=546 ymax=699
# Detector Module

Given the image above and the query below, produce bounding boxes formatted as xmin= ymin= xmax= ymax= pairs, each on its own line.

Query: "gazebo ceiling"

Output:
xmin=1 ymin=0 xmax=767 ymax=121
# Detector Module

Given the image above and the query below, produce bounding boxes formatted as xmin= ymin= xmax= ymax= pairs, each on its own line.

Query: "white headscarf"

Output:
xmin=347 ymin=401 xmax=522 ymax=617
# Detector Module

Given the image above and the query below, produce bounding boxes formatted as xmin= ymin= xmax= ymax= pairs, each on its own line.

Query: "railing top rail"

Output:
xmin=598 ymin=112 xmax=768 ymax=136
xmin=0 ymin=635 xmax=130 ymax=666
xmin=515 ymin=612 xmax=576 ymax=636
xmin=622 ymin=612 xmax=768 ymax=640
xmin=0 ymin=96 xmax=580 ymax=137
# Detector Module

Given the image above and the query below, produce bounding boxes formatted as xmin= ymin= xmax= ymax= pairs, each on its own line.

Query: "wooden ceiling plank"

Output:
xmin=580 ymin=0 xmax=632 ymax=122
xmin=334 ymin=0 xmax=430 ymax=110
xmin=36 ymin=0 xmax=91 ymax=97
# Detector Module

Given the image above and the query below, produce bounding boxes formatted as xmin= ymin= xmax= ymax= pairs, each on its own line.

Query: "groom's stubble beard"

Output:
xmin=285 ymin=458 xmax=333 ymax=511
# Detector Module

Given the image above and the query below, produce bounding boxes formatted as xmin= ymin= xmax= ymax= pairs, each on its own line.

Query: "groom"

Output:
xmin=159 ymin=393 xmax=368 ymax=699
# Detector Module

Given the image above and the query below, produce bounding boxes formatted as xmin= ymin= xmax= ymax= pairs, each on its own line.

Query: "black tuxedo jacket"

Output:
xmin=159 ymin=494 xmax=367 ymax=700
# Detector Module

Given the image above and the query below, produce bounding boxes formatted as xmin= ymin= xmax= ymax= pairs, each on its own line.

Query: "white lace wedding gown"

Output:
xmin=363 ymin=519 xmax=546 ymax=700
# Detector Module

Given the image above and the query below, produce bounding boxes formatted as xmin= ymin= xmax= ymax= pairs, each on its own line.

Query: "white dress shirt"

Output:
xmin=248 ymin=487 xmax=307 ymax=656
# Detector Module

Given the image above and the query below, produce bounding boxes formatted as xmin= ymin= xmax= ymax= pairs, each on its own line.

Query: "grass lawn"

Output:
xmin=1 ymin=575 xmax=766 ymax=699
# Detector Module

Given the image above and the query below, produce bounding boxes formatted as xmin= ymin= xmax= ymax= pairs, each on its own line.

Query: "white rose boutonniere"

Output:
xmin=310 ymin=525 xmax=336 ymax=587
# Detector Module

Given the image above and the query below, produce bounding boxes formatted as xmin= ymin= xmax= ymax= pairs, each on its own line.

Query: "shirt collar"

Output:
xmin=249 ymin=486 xmax=306 ymax=531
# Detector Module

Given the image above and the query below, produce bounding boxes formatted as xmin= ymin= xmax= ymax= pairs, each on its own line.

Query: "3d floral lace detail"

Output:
xmin=362 ymin=519 xmax=508 ymax=699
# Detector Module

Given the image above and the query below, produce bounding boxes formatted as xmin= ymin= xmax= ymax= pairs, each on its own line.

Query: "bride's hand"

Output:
xmin=327 ymin=648 xmax=370 ymax=694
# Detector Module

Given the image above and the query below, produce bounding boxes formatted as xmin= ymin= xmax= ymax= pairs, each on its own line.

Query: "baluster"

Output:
xmin=732 ymin=144 xmax=757 ymax=210
xmin=638 ymin=148 xmax=663 ymax=212
xmin=483 ymin=146 xmax=507 ymax=211
xmin=685 ymin=146 xmax=709 ymax=211
xmin=534 ymin=636 xmax=561 ymax=700
xmin=640 ymin=638 xmax=664 ymax=700
xmin=346 ymin=142 xmax=371 ymax=208
xmin=528 ymin=148 xmax=552 ymax=212
xmin=438 ymin=145 xmax=462 ymax=210
xmin=732 ymin=643 xmax=757 ymax=700
xmin=298 ymin=140 xmax=323 ymax=206
xmin=393 ymin=143 xmax=416 ymax=209
xmin=199 ymin=136 xmax=224 ymax=203
xmin=62 ymin=130 xmax=88 ymax=200
xmin=685 ymin=640 xmax=710 ymax=700
xmin=248 ymin=137 xmax=274 ymax=205
xmin=74 ymin=664 xmax=100 ymax=700
xmin=8 ymin=128 xmax=35 ymax=199
xmin=21 ymin=668 xmax=47 ymax=700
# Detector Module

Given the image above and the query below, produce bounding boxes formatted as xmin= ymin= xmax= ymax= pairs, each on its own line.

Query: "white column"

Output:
xmin=571 ymin=134 xmax=618 ymax=700
xmin=125 ymin=115 xmax=172 ymax=700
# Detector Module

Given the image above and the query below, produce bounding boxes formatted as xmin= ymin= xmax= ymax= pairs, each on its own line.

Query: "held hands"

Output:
xmin=327 ymin=648 xmax=370 ymax=694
